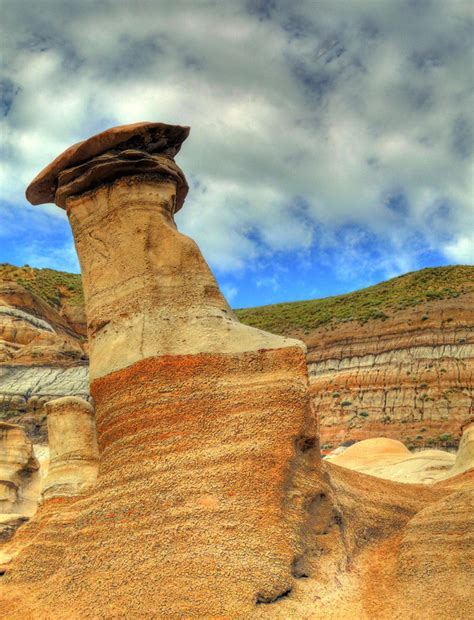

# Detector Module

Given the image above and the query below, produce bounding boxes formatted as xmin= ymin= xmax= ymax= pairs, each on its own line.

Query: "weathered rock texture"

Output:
xmin=0 ymin=422 xmax=39 ymax=516
xmin=236 ymin=267 xmax=473 ymax=452
xmin=2 ymin=122 xmax=322 ymax=617
xmin=327 ymin=437 xmax=466 ymax=484
xmin=0 ymin=281 xmax=89 ymax=441
xmin=307 ymin=297 xmax=473 ymax=451
xmin=41 ymin=397 xmax=98 ymax=500
xmin=1 ymin=124 xmax=472 ymax=619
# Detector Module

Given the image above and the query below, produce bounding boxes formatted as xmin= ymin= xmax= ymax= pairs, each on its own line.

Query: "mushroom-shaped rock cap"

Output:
xmin=26 ymin=122 xmax=190 ymax=207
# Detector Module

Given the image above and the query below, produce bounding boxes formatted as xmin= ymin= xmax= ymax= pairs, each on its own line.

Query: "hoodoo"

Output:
xmin=5 ymin=122 xmax=322 ymax=616
xmin=41 ymin=396 xmax=99 ymax=501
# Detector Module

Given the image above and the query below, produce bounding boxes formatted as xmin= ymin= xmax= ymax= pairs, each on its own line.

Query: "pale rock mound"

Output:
xmin=329 ymin=420 xmax=473 ymax=484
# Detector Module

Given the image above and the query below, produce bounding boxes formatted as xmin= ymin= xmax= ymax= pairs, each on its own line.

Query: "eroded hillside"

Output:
xmin=236 ymin=266 xmax=474 ymax=451
xmin=1 ymin=263 xmax=472 ymax=449
xmin=0 ymin=266 xmax=88 ymax=440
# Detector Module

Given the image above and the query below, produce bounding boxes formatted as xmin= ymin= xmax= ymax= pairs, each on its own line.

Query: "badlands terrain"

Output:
xmin=0 ymin=122 xmax=472 ymax=618
xmin=1 ymin=263 xmax=472 ymax=451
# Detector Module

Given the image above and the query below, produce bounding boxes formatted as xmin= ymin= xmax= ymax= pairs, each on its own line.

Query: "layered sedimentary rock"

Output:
xmin=0 ymin=282 xmax=89 ymax=440
xmin=450 ymin=415 xmax=474 ymax=475
xmin=0 ymin=422 xmax=39 ymax=516
xmin=2 ymin=122 xmax=322 ymax=617
xmin=41 ymin=397 xmax=98 ymax=500
xmin=1 ymin=122 xmax=472 ymax=619
xmin=304 ymin=297 xmax=473 ymax=451
xmin=327 ymin=437 xmax=455 ymax=484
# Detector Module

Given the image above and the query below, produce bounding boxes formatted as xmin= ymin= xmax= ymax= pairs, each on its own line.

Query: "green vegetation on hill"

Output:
xmin=0 ymin=263 xmax=84 ymax=310
xmin=1 ymin=263 xmax=472 ymax=335
xmin=235 ymin=266 xmax=474 ymax=334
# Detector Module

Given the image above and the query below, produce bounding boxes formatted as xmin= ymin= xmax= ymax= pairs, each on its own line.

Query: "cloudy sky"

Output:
xmin=1 ymin=0 xmax=473 ymax=307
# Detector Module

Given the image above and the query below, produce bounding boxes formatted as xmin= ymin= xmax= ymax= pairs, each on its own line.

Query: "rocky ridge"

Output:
xmin=0 ymin=278 xmax=88 ymax=441
xmin=237 ymin=266 xmax=474 ymax=451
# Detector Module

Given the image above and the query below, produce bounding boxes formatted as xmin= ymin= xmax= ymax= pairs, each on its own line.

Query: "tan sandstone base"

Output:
xmin=1 ymin=347 xmax=324 ymax=617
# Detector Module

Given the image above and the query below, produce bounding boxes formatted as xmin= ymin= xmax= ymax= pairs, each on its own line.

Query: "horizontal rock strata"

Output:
xmin=0 ymin=282 xmax=89 ymax=441
xmin=303 ymin=296 xmax=473 ymax=450
xmin=2 ymin=122 xmax=323 ymax=617
xmin=41 ymin=397 xmax=98 ymax=500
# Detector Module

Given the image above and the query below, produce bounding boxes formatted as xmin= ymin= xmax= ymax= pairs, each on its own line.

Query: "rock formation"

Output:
xmin=0 ymin=422 xmax=39 ymax=517
xmin=237 ymin=270 xmax=473 ymax=452
xmin=327 ymin=437 xmax=455 ymax=484
xmin=307 ymin=297 xmax=473 ymax=451
xmin=0 ymin=281 xmax=88 ymax=441
xmin=0 ymin=123 xmax=471 ymax=619
xmin=41 ymin=396 xmax=98 ymax=500
xmin=4 ymin=264 xmax=472 ymax=453
xmin=450 ymin=415 xmax=474 ymax=476
xmin=327 ymin=415 xmax=474 ymax=484
xmin=2 ymin=122 xmax=322 ymax=617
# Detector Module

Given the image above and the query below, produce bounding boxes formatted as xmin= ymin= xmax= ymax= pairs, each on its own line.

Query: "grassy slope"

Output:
xmin=0 ymin=263 xmax=84 ymax=310
xmin=1 ymin=263 xmax=472 ymax=335
xmin=235 ymin=265 xmax=474 ymax=335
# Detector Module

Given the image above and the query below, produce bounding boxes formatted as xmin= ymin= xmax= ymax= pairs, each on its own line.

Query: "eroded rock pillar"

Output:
xmin=42 ymin=396 xmax=99 ymax=500
xmin=18 ymin=122 xmax=323 ymax=617
xmin=0 ymin=423 xmax=38 ymax=514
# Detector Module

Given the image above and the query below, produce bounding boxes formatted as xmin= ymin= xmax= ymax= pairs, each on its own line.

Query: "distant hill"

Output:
xmin=0 ymin=263 xmax=84 ymax=312
xmin=235 ymin=265 xmax=474 ymax=334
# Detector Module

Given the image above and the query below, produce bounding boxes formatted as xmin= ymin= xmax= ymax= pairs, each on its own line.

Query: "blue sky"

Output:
xmin=1 ymin=0 xmax=473 ymax=308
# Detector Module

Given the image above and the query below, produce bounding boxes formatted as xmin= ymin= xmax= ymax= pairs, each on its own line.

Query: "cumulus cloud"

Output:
xmin=0 ymin=0 xmax=472 ymax=300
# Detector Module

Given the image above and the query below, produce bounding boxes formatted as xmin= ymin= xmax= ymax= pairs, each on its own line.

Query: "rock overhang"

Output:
xmin=25 ymin=121 xmax=190 ymax=210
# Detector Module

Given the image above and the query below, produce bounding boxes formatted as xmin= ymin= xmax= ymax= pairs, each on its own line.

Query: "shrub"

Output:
xmin=341 ymin=400 xmax=352 ymax=407
xmin=359 ymin=411 xmax=369 ymax=417
xmin=421 ymin=314 xmax=429 ymax=321
xmin=331 ymin=392 xmax=340 ymax=398
xmin=439 ymin=433 xmax=452 ymax=442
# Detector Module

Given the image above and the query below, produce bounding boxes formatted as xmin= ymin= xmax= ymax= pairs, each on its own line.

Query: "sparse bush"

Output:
xmin=439 ymin=433 xmax=452 ymax=442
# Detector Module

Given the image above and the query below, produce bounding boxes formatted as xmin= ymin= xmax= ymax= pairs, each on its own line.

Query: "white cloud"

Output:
xmin=443 ymin=236 xmax=474 ymax=264
xmin=0 ymin=0 xmax=472 ymax=279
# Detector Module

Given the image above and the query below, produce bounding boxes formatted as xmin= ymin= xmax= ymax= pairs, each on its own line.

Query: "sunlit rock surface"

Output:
xmin=41 ymin=397 xmax=98 ymax=500
xmin=0 ymin=282 xmax=89 ymax=441
xmin=0 ymin=123 xmax=471 ymax=620
xmin=0 ymin=422 xmax=40 ymax=522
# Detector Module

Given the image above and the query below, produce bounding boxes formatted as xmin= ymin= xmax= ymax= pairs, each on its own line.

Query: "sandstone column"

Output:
xmin=16 ymin=122 xmax=322 ymax=617
xmin=0 ymin=422 xmax=38 ymax=514
xmin=41 ymin=396 xmax=99 ymax=500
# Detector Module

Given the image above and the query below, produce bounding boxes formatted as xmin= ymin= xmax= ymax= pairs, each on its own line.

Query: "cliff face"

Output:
xmin=0 ymin=273 xmax=88 ymax=441
xmin=237 ymin=266 xmax=474 ymax=451
xmin=306 ymin=294 xmax=473 ymax=451
xmin=2 ymin=263 xmax=473 ymax=450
